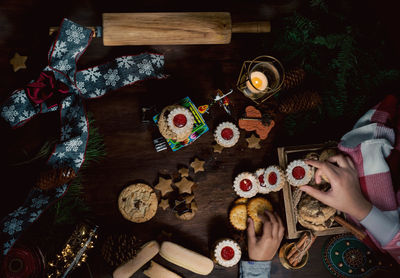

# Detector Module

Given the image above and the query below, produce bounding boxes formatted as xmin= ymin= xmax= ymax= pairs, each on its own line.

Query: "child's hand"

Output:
xmin=300 ymin=154 xmax=372 ymax=221
xmin=247 ymin=211 xmax=285 ymax=261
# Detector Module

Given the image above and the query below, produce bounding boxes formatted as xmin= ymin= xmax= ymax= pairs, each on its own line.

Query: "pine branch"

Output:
xmin=23 ymin=113 xmax=106 ymax=256
xmin=309 ymin=0 xmax=328 ymax=12
xmin=49 ymin=113 xmax=106 ymax=224
xmin=10 ymin=139 xmax=57 ymax=166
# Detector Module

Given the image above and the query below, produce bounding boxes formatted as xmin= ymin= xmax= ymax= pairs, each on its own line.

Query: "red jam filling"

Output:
xmin=173 ymin=114 xmax=187 ymax=128
xmin=221 ymin=246 xmax=235 ymax=260
xmin=292 ymin=166 xmax=306 ymax=180
xmin=268 ymin=172 xmax=277 ymax=185
xmin=240 ymin=179 xmax=252 ymax=191
xmin=221 ymin=128 xmax=234 ymax=140
xmin=258 ymin=174 xmax=265 ymax=186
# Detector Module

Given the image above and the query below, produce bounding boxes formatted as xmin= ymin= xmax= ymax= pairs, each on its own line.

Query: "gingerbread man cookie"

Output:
xmin=238 ymin=106 xmax=275 ymax=140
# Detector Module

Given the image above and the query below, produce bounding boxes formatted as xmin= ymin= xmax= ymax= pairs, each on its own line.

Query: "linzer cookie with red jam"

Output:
xmin=212 ymin=239 xmax=242 ymax=267
xmin=286 ymin=160 xmax=313 ymax=186
xmin=233 ymin=172 xmax=259 ymax=198
xmin=214 ymin=122 xmax=240 ymax=148
xmin=263 ymin=165 xmax=285 ymax=192
xmin=255 ymin=168 xmax=268 ymax=194
xmin=158 ymin=105 xmax=194 ymax=142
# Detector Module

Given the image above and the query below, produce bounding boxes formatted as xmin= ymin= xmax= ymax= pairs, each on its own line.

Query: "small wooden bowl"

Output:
xmin=278 ymin=242 xmax=309 ymax=270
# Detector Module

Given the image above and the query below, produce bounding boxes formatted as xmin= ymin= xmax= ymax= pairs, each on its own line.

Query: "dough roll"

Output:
xmin=159 ymin=241 xmax=214 ymax=275
xmin=143 ymin=261 xmax=182 ymax=278
xmin=113 ymin=241 xmax=160 ymax=278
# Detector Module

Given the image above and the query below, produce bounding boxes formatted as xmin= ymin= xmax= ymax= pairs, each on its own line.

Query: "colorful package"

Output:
xmin=153 ymin=97 xmax=209 ymax=151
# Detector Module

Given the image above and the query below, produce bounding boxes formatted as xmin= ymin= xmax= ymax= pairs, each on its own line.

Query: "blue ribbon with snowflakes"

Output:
xmin=0 ymin=18 xmax=165 ymax=255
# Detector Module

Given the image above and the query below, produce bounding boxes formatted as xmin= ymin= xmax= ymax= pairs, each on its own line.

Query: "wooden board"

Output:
xmin=278 ymin=142 xmax=349 ymax=239
xmin=102 ymin=12 xmax=232 ymax=46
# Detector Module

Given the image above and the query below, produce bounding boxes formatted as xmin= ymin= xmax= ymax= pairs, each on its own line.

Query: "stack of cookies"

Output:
xmin=288 ymin=149 xmax=338 ymax=231
xmin=297 ymin=191 xmax=336 ymax=231
xmin=229 ymin=197 xmax=273 ymax=235
xmin=155 ymin=157 xmax=205 ymax=221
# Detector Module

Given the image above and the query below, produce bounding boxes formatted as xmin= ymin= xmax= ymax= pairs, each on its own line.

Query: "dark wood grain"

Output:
xmin=0 ymin=1 xmax=399 ymax=278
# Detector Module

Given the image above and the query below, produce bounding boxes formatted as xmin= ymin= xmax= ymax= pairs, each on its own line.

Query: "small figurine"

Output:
xmin=198 ymin=89 xmax=234 ymax=115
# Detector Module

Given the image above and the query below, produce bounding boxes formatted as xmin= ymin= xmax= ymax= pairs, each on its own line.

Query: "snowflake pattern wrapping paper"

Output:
xmin=0 ymin=18 xmax=165 ymax=255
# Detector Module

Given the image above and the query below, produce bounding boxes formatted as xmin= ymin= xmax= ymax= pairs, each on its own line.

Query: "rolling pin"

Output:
xmin=50 ymin=13 xmax=270 ymax=45
xmin=102 ymin=12 xmax=270 ymax=45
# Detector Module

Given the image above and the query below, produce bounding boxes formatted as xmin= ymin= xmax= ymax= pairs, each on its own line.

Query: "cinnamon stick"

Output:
xmin=288 ymin=233 xmax=316 ymax=267
xmin=334 ymin=216 xmax=366 ymax=241
xmin=286 ymin=233 xmax=307 ymax=260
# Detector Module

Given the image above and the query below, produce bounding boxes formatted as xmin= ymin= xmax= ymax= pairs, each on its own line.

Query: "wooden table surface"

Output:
xmin=0 ymin=0 xmax=399 ymax=277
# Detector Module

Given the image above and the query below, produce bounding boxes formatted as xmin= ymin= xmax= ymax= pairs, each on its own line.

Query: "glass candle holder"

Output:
xmin=236 ymin=55 xmax=285 ymax=104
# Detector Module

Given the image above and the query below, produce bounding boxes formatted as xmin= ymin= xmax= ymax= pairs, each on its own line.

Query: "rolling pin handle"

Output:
xmin=232 ymin=21 xmax=271 ymax=33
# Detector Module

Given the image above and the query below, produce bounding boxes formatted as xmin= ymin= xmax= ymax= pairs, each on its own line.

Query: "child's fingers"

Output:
xmin=265 ymin=210 xmax=279 ymax=238
xmin=299 ymin=185 xmax=331 ymax=205
xmin=327 ymin=154 xmax=350 ymax=168
xmin=247 ymin=217 xmax=256 ymax=244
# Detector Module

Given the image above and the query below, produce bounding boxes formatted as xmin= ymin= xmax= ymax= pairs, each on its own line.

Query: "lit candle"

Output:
xmin=246 ymin=71 xmax=268 ymax=93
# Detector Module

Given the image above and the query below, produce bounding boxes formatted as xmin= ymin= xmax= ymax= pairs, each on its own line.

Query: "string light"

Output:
xmin=46 ymin=222 xmax=98 ymax=277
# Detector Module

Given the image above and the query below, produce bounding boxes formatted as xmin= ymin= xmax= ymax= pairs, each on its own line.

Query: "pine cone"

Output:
xmin=36 ymin=167 xmax=76 ymax=190
xmin=282 ymin=68 xmax=306 ymax=91
xmin=278 ymin=90 xmax=322 ymax=114
xmin=101 ymin=234 xmax=141 ymax=267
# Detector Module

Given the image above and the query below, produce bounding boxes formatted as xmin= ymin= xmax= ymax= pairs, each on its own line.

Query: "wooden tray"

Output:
xmin=277 ymin=142 xmax=349 ymax=239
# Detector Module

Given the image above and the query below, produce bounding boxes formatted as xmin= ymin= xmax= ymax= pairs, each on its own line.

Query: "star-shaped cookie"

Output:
xmin=183 ymin=194 xmax=195 ymax=204
xmin=246 ymin=134 xmax=261 ymax=149
xmin=213 ymin=143 xmax=224 ymax=153
xmin=155 ymin=177 xmax=173 ymax=197
xmin=178 ymin=167 xmax=189 ymax=178
xmin=10 ymin=53 xmax=27 ymax=72
xmin=190 ymin=158 xmax=205 ymax=173
xmin=175 ymin=177 xmax=195 ymax=194
xmin=159 ymin=198 xmax=170 ymax=210
xmin=191 ymin=201 xmax=198 ymax=212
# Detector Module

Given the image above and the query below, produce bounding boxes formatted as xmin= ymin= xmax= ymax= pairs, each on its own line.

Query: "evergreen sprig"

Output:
xmin=49 ymin=113 xmax=106 ymax=224
xmin=273 ymin=0 xmax=400 ymax=135
xmin=22 ymin=113 xmax=106 ymax=255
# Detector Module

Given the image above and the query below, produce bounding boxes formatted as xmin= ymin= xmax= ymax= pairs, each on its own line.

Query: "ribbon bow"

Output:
xmin=0 ymin=18 xmax=165 ymax=255
xmin=26 ymin=71 xmax=70 ymax=107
